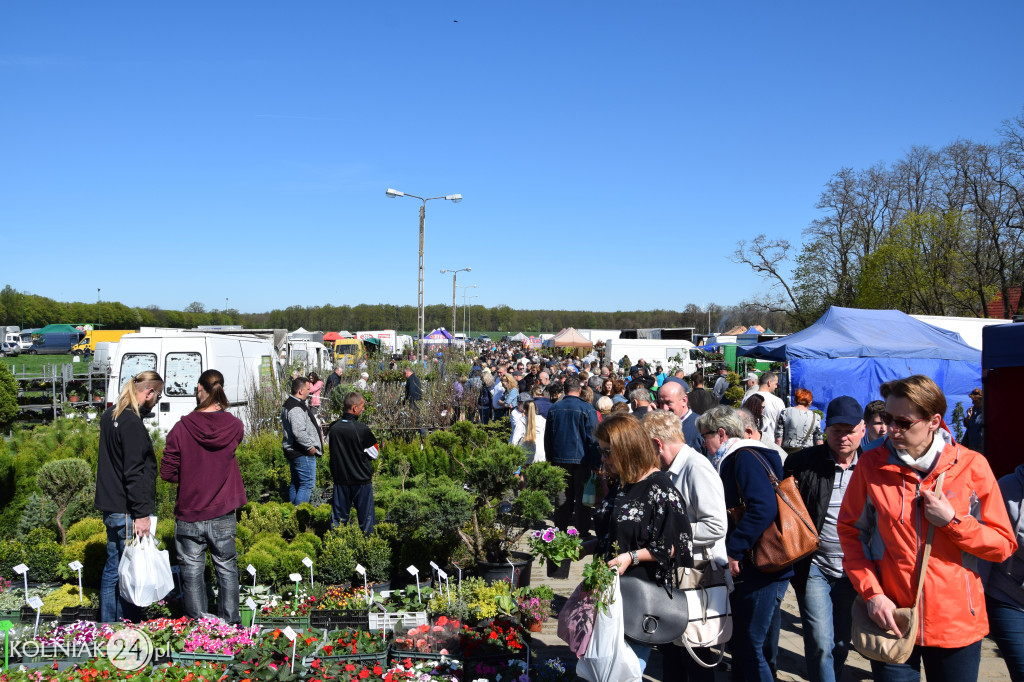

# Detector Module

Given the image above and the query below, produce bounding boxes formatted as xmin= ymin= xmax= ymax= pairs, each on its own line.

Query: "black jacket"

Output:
xmin=94 ymin=406 xmax=157 ymax=519
xmin=783 ymin=443 xmax=862 ymax=589
xmin=328 ymin=412 xmax=379 ymax=485
xmin=404 ymin=374 xmax=422 ymax=404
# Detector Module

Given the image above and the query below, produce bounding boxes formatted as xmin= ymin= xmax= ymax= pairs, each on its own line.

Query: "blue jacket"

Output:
xmin=720 ymin=445 xmax=794 ymax=584
xmin=543 ymin=395 xmax=600 ymax=466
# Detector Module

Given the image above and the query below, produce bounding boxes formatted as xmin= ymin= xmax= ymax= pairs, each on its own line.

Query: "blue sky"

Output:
xmin=2 ymin=1 xmax=1022 ymax=315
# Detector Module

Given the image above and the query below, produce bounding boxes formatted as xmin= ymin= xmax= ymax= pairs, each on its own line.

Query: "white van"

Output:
xmin=107 ymin=330 xmax=283 ymax=434
xmin=604 ymin=339 xmax=699 ymax=376
xmin=286 ymin=340 xmax=333 ymax=373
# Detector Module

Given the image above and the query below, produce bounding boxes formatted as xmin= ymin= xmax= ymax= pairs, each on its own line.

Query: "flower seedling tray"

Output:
xmin=310 ymin=609 xmax=368 ymax=631
xmin=19 ymin=606 xmax=58 ymax=624
xmin=59 ymin=607 xmax=100 ymax=624
xmin=305 ymin=649 xmax=389 ymax=668
xmin=170 ymin=651 xmax=238 ymax=663
xmin=255 ymin=614 xmax=311 ymax=629
xmin=368 ymin=611 xmax=427 ymax=631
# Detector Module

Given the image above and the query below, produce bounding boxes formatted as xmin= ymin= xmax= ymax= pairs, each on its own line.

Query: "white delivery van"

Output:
xmin=286 ymin=340 xmax=333 ymax=373
xmin=107 ymin=330 xmax=283 ymax=434
xmin=90 ymin=341 xmax=117 ymax=374
xmin=604 ymin=339 xmax=699 ymax=376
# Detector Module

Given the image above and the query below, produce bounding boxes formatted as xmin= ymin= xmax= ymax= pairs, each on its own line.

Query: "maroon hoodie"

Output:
xmin=160 ymin=411 xmax=247 ymax=522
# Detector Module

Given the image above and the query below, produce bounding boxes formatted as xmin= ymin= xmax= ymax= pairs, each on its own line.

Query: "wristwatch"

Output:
xmin=629 ymin=550 xmax=640 ymax=566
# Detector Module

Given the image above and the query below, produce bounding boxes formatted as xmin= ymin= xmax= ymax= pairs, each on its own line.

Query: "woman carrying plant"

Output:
xmin=581 ymin=412 xmax=693 ymax=673
xmin=160 ymin=369 xmax=247 ymax=624
xmin=838 ymin=375 xmax=1016 ymax=682
xmin=95 ymin=370 xmax=164 ymax=623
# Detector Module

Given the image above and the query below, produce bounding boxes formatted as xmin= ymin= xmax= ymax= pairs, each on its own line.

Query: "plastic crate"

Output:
xmin=304 ymin=649 xmax=389 ymax=669
xmin=170 ymin=651 xmax=237 ymax=663
xmin=368 ymin=611 xmax=427 ymax=631
xmin=19 ymin=606 xmax=58 ymax=624
xmin=255 ymin=614 xmax=312 ymax=630
xmin=59 ymin=607 xmax=100 ymax=624
xmin=310 ymin=609 xmax=368 ymax=631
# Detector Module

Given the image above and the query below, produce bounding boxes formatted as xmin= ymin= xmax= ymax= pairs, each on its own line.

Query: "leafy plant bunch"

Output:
xmin=307 ymin=657 xmax=388 ymax=682
xmin=370 ymin=587 xmax=434 ymax=613
xmin=581 ymin=549 xmax=619 ymax=615
xmin=260 ymin=587 xmax=318 ymax=618
xmin=240 ymin=626 xmax=324 ymax=661
xmin=527 ymin=526 xmax=582 ymax=566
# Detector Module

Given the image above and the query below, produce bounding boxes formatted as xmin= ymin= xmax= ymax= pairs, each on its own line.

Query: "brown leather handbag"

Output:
xmin=728 ymin=448 xmax=820 ymax=573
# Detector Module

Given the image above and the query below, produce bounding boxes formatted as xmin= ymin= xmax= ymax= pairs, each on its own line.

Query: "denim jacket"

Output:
xmin=543 ymin=395 xmax=600 ymax=467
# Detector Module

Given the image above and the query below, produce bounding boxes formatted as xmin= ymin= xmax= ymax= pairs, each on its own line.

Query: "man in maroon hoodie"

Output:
xmin=160 ymin=369 xmax=246 ymax=623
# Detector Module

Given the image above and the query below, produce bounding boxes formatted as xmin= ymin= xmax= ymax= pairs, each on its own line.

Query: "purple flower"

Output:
xmin=542 ymin=529 xmax=556 ymax=543
xmin=533 ymin=530 xmax=543 ymax=539
xmin=567 ymin=528 xmax=579 ymax=537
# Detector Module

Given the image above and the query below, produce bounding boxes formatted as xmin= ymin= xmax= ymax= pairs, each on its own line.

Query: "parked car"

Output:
xmin=476 ymin=335 xmax=491 ymax=342
xmin=0 ymin=340 xmax=20 ymax=356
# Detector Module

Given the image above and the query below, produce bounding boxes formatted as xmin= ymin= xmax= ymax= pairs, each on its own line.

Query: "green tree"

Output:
xmin=0 ymin=363 xmax=17 ymax=432
xmin=36 ymin=458 xmax=94 ymax=544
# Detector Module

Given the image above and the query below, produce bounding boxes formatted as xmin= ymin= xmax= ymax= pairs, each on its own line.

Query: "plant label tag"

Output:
xmin=355 ymin=564 xmax=366 ymax=576
xmin=302 ymin=557 xmax=313 ymax=568
xmin=379 ymin=590 xmax=391 ymax=598
xmin=282 ymin=626 xmax=297 ymax=641
xmin=12 ymin=565 xmax=27 ymax=575
xmin=289 ymin=573 xmax=302 ymax=583
xmin=68 ymin=561 xmax=83 ymax=571
xmin=27 ymin=597 xmax=43 ymax=610
xmin=246 ymin=564 xmax=256 ymax=576
xmin=429 ymin=561 xmax=439 ymax=572
xmin=406 ymin=565 xmax=419 ymax=576
xmin=437 ymin=570 xmax=447 ymax=580
xmin=245 ymin=598 xmax=257 ymax=611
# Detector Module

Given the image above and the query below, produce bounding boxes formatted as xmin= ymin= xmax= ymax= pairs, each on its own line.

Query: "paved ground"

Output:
xmin=527 ymin=557 xmax=1011 ymax=681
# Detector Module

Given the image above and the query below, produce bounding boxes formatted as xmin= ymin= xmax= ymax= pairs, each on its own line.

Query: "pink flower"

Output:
xmin=567 ymin=528 xmax=579 ymax=536
xmin=542 ymin=529 xmax=556 ymax=543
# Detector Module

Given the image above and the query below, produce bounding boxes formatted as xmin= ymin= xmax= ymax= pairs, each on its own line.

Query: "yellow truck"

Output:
xmin=331 ymin=338 xmax=365 ymax=367
xmin=72 ymin=330 xmax=136 ymax=355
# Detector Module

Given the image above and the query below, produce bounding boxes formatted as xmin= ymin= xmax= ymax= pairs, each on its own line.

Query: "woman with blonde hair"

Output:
xmin=511 ymin=393 xmax=546 ymax=463
xmin=581 ymin=413 xmax=693 ymax=673
xmin=95 ymin=370 xmax=164 ymax=622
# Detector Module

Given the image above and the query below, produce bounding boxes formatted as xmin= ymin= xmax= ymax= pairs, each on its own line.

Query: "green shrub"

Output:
xmin=61 ymin=532 xmax=107 ymax=586
xmin=36 ymin=458 xmax=94 ymax=544
xmin=67 ymin=517 xmax=105 ymax=543
xmin=238 ymin=502 xmax=299 ymax=543
xmin=295 ymin=503 xmax=332 ymax=537
xmin=317 ymin=533 xmax=356 ymax=586
xmin=0 ymin=364 xmax=16 ymax=433
xmin=41 ymin=584 xmax=98 ymax=615
xmin=236 ymin=432 xmax=288 ymax=502
xmin=22 ymin=527 xmax=63 ymax=583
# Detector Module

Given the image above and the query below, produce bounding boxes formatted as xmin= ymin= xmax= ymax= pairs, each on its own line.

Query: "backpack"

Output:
xmin=478 ymin=383 xmax=492 ymax=408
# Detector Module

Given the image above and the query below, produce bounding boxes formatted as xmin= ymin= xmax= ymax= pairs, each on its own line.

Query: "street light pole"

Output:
xmin=386 ymin=188 xmax=462 ymax=363
xmin=440 ymin=267 xmax=471 ymax=338
xmin=457 ymin=284 xmax=477 ymax=338
xmin=467 ymin=294 xmax=479 ymax=340
xmin=97 ymin=289 xmax=101 ymax=328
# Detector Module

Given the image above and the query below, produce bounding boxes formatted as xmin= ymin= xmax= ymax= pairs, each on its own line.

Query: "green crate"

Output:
xmin=170 ymin=651 xmax=237 ymax=663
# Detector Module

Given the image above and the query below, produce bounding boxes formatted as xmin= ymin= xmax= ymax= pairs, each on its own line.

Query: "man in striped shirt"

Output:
xmin=783 ymin=396 xmax=865 ymax=682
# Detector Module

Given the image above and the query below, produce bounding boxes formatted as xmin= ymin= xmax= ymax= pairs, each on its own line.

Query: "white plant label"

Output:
xmin=27 ymin=597 xmax=43 ymax=610
xmin=68 ymin=561 xmax=83 ymax=571
xmin=12 ymin=565 xmax=27 ymax=575
xmin=437 ymin=569 xmax=447 ymax=581
xmin=245 ymin=598 xmax=257 ymax=611
xmin=282 ymin=626 xmax=297 ymax=641
xmin=429 ymin=561 xmax=440 ymax=572
xmin=246 ymin=564 xmax=257 ymax=576
xmin=406 ymin=565 xmax=419 ymax=576
xmin=301 ymin=557 xmax=313 ymax=568
xmin=354 ymin=564 xmax=366 ymax=576
xmin=289 ymin=573 xmax=302 ymax=583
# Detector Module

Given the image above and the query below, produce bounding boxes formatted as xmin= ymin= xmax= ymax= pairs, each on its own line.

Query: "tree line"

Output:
xmin=0 ymin=286 xmax=796 ymax=337
xmin=735 ymin=109 xmax=1024 ymax=327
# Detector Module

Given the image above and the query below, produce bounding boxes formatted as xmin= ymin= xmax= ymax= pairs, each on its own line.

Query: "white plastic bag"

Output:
xmin=118 ymin=535 xmax=174 ymax=607
xmin=577 ymin=573 xmax=643 ymax=682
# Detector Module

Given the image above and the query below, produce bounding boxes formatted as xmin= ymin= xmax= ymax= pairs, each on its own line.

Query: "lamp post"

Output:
xmin=97 ymin=289 xmax=101 ymax=329
xmin=386 ymin=188 xmax=462 ymax=363
xmin=440 ymin=268 xmax=471 ymax=339
xmin=467 ymin=294 xmax=479 ymax=341
xmin=456 ymin=284 xmax=477 ymax=338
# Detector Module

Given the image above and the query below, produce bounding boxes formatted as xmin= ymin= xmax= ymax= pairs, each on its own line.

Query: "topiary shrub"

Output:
xmin=23 ymin=527 xmax=63 ymax=583
xmin=36 ymin=458 xmax=94 ymax=544
xmin=237 ymin=502 xmax=299 ymax=544
xmin=317 ymin=532 xmax=356 ymax=586
xmin=41 ymin=583 xmax=99 ymax=615
xmin=295 ymin=503 xmax=332 ymax=537
xmin=66 ymin=517 xmax=105 ymax=543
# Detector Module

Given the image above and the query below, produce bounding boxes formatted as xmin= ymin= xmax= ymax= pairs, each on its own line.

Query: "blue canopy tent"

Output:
xmin=982 ymin=322 xmax=1024 ymax=478
xmin=424 ymin=327 xmax=454 ymax=346
xmin=737 ymin=307 xmax=981 ymax=425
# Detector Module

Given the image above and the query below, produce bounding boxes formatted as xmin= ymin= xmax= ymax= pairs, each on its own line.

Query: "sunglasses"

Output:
xmin=599 ymin=445 xmax=612 ymax=458
xmin=881 ymin=413 xmax=926 ymax=431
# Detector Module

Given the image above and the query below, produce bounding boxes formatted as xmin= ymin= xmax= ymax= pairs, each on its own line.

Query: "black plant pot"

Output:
xmin=475 ymin=550 xmax=533 ymax=588
xmin=545 ymin=558 xmax=572 ymax=579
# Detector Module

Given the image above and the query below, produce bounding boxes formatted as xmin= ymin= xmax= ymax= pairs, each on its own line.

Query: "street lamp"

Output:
xmin=467 ymin=294 xmax=479 ymax=340
xmin=386 ymin=188 xmax=463 ymax=363
xmin=456 ymin=284 xmax=477 ymax=338
xmin=440 ymin=267 xmax=471 ymax=339
xmin=97 ymin=289 xmax=101 ymax=329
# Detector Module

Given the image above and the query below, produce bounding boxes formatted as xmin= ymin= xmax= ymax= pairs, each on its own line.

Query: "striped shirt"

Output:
xmin=811 ymin=453 xmax=858 ymax=578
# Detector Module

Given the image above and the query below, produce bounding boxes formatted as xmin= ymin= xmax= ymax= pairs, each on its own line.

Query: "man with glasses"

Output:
xmin=782 ymin=396 xmax=864 ymax=682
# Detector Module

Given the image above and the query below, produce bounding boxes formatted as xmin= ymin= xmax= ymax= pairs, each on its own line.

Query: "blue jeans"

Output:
xmin=331 ymin=483 xmax=376 ymax=534
xmin=101 ymin=513 xmax=144 ymax=623
xmin=731 ymin=578 xmax=789 ymax=682
xmin=175 ymin=513 xmax=240 ymax=623
xmin=794 ymin=565 xmax=857 ymax=682
xmin=288 ymin=455 xmax=317 ymax=505
xmin=870 ymin=640 xmax=982 ymax=682
xmin=988 ymin=594 xmax=1024 ymax=681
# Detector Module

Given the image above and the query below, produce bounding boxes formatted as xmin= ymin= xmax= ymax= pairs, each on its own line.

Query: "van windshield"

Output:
xmin=120 ymin=354 xmax=158 ymax=391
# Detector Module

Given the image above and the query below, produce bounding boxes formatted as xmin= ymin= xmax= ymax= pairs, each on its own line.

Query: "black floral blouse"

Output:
xmin=593 ymin=471 xmax=693 ymax=587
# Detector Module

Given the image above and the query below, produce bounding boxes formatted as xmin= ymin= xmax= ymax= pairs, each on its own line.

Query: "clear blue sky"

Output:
xmin=2 ymin=1 xmax=1022 ymax=314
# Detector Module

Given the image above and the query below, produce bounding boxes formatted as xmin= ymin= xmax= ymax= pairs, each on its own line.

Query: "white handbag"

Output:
xmin=678 ymin=563 xmax=733 ymax=667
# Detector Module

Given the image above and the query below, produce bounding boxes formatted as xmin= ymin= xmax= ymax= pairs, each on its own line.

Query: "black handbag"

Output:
xmin=618 ymin=569 xmax=690 ymax=645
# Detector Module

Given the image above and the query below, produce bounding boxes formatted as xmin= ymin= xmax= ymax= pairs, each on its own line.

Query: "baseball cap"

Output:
xmin=745 ymin=372 xmax=759 ymax=382
xmin=826 ymin=395 xmax=864 ymax=427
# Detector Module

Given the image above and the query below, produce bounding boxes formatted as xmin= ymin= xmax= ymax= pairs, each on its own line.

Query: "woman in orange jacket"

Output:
xmin=837 ymin=374 xmax=1016 ymax=682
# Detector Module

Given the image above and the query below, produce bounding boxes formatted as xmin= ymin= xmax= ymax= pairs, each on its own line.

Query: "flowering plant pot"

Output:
xmin=527 ymin=526 xmax=582 ymax=567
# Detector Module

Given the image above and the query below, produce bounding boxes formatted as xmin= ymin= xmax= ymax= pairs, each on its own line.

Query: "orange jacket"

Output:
xmin=838 ymin=439 xmax=1017 ymax=648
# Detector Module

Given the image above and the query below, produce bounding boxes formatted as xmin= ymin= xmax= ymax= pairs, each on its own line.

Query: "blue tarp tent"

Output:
xmin=737 ymin=307 xmax=981 ymax=424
